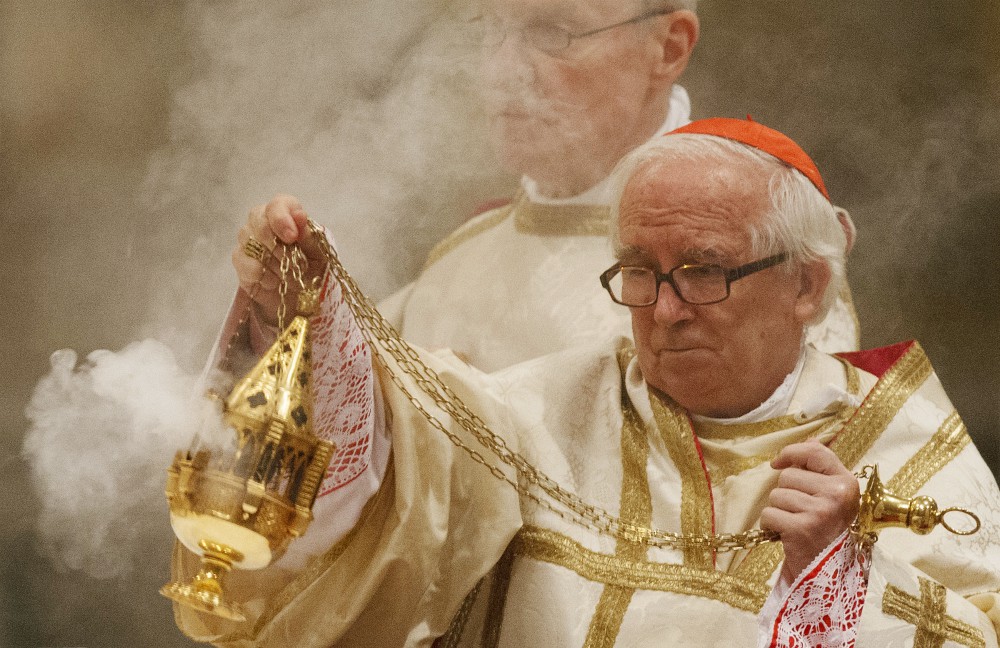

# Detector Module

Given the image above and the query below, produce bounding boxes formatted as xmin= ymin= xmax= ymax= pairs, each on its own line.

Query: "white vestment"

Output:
xmin=173 ymin=277 xmax=1000 ymax=647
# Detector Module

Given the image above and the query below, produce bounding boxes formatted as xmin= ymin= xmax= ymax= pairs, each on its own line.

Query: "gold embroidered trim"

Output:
xmin=730 ymin=542 xmax=782 ymax=597
xmin=513 ymin=200 xmax=611 ymax=236
xmin=616 ymin=379 xmax=654 ymax=558
xmin=649 ymin=392 xmax=715 ymax=568
xmin=888 ymin=411 xmax=971 ymax=497
xmin=694 ymin=415 xmax=802 ymax=441
xmin=702 ymin=415 xmax=850 ymax=484
xmin=733 ymin=343 xmax=933 ymax=601
xmin=883 ymin=578 xmax=986 ymax=648
xmin=828 ymin=341 xmax=932 ymax=468
xmin=584 ymin=586 xmax=636 ymax=648
xmin=422 ymin=199 xmax=517 ymax=270
xmin=512 ymin=525 xmax=769 ymax=613
xmin=582 ymin=348 xmax=653 ymax=646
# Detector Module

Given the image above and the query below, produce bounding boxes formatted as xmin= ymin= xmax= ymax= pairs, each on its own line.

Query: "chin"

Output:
xmin=493 ymin=139 xmax=556 ymax=179
xmin=645 ymin=356 xmax=717 ymax=405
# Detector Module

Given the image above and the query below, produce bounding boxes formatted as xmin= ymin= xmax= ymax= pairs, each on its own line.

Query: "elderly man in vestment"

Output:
xmin=173 ymin=119 xmax=1000 ymax=647
xmin=253 ymin=0 xmax=860 ymax=375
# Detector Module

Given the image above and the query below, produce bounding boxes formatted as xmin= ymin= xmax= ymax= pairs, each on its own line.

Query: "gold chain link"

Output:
xmin=276 ymin=244 xmax=291 ymax=332
xmin=306 ymin=222 xmax=779 ymax=552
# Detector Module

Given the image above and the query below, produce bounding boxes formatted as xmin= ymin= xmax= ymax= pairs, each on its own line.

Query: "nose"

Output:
xmin=480 ymin=29 xmax=536 ymax=87
xmin=652 ymin=280 xmax=694 ymax=326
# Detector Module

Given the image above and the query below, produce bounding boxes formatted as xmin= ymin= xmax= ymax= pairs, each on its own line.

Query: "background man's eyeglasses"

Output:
xmin=478 ymin=8 xmax=674 ymax=57
xmin=600 ymin=253 xmax=789 ymax=306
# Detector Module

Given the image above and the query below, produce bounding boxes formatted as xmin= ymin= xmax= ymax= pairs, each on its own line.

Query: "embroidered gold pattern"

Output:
xmin=883 ymin=578 xmax=986 ymax=648
xmin=649 ymin=392 xmax=715 ymax=568
xmin=423 ymin=200 xmax=517 ymax=270
xmin=513 ymin=200 xmax=610 ymax=236
xmin=585 ymin=587 xmax=637 ymax=648
xmin=733 ymin=342 xmax=933 ymax=605
xmin=703 ymin=416 xmax=849 ymax=484
xmin=512 ymin=525 xmax=769 ymax=613
xmin=582 ymin=348 xmax=652 ymax=647
xmin=828 ymin=342 xmax=932 ymax=468
xmin=694 ymin=415 xmax=803 ymax=441
xmin=887 ymin=411 xmax=971 ymax=497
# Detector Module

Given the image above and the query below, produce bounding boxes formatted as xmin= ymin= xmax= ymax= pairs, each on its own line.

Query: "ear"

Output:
xmin=793 ymin=260 xmax=831 ymax=325
xmin=649 ymin=10 xmax=699 ymax=85
xmin=834 ymin=206 xmax=856 ymax=254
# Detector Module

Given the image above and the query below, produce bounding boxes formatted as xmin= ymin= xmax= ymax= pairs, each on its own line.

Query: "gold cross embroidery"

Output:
xmin=882 ymin=577 xmax=985 ymax=648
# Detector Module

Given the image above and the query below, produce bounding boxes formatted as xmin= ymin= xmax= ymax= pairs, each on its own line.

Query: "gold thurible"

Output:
xmin=855 ymin=464 xmax=981 ymax=541
xmin=161 ymin=246 xmax=334 ymax=621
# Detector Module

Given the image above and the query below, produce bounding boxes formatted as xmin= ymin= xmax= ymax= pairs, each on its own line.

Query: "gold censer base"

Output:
xmin=160 ymin=539 xmax=247 ymax=622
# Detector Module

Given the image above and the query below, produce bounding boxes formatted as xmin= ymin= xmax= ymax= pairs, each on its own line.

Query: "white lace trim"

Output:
xmin=307 ymin=236 xmax=376 ymax=497
xmin=759 ymin=529 xmax=871 ymax=648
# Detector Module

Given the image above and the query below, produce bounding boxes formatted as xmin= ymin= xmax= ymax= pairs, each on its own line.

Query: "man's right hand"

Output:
xmin=232 ymin=194 xmax=328 ymax=326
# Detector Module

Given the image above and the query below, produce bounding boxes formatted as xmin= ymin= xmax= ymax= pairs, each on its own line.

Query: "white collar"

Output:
xmin=691 ymin=344 xmax=809 ymax=426
xmin=520 ymin=84 xmax=692 ymax=206
xmin=690 ymin=344 xmax=864 ymax=426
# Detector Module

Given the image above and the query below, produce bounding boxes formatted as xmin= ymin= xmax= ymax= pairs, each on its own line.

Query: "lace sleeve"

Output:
xmin=759 ymin=530 xmax=871 ymax=648
xmin=309 ymin=250 xmax=377 ymax=497
xmin=266 ymin=232 xmax=390 ymax=568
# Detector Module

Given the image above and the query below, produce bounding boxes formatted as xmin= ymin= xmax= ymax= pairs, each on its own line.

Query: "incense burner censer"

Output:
xmin=161 ymin=250 xmax=334 ymax=621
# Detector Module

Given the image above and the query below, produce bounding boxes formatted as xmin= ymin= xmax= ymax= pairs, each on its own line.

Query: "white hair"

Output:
xmin=607 ymin=133 xmax=847 ymax=321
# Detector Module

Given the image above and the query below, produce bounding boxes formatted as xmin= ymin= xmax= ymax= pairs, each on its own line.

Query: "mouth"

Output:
xmin=658 ymin=345 xmax=710 ymax=357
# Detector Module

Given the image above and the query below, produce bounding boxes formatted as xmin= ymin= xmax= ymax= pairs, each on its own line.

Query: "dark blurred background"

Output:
xmin=2 ymin=1 xmax=997 ymax=646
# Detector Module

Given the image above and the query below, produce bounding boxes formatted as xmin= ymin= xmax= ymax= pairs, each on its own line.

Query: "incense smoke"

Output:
xmin=21 ymin=0 xmax=516 ymax=580
xmin=23 ymin=341 xmax=231 ymax=578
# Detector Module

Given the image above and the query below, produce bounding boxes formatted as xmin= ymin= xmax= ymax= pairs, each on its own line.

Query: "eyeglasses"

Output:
xmin=600 ymin=253 xmax=789 ymax=306
xmin=478 ymin=8 xmax=675 ymax=57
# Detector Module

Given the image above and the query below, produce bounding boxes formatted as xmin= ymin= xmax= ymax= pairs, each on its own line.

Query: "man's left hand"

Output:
xmin=761 ymin=439 xmax=860 ymax=582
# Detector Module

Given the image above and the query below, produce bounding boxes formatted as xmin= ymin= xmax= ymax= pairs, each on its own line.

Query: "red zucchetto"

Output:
xmin=668 ymin=117 xmax=830 ymax=202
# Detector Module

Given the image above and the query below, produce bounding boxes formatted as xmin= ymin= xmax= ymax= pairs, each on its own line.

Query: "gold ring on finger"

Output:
xmin=243 ymin=237 xmax=269 ymax=263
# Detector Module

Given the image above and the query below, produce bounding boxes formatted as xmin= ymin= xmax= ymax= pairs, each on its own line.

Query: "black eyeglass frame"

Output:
xmin=599 ymin=253 xmax=790 ymax=307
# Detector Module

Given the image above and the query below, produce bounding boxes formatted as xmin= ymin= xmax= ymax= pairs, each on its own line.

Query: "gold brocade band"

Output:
xmin=512 ymin=526 xmax=770 ymax=613
xmin=649 ymin=393 xmax=716 ymax=569
xmin=887 ymin=411 xmax=970 ymax=496
xmin=828 ymin=342 xmax=933 ymax=467
xmin=733 ymin=342 xmax=936 ymax=599
xmin=513 ymin=201 xmax=611 ymax=236
xmin=582 ymin=346 xmax=653 ymax=647
xmin=423 ymin=202 xmax=516 ymax=270
xmin=883 ymin=579 xmax=986 ymax=648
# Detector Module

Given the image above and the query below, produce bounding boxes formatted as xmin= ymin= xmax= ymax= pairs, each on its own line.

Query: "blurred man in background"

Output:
xmin=254 ymin=0 xmax=860 ymax=373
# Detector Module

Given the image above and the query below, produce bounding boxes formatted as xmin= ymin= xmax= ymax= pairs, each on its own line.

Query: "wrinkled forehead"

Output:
xmin=616 ymin=156 xmax=771 ymax=258
xmin=625 ymin=155 xmax=770 ymax=209
xmin=481 ymin=0 xmax=635 ymax=22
